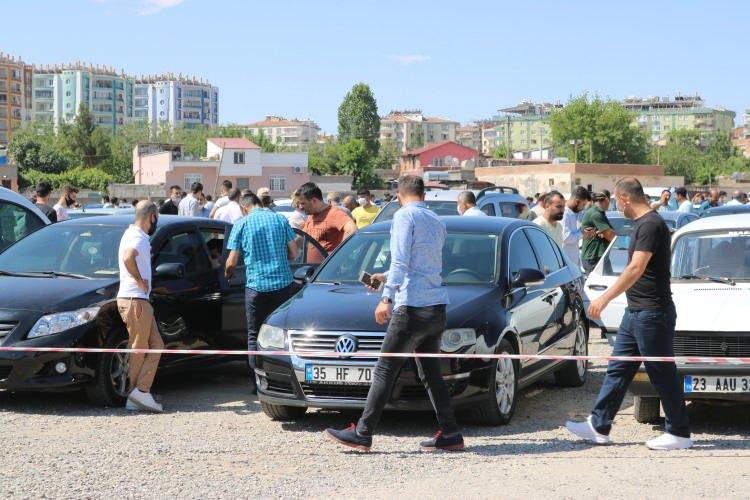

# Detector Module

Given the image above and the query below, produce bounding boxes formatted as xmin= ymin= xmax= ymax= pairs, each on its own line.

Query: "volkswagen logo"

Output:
xmin=335 ymin=334 xmax=359 ymax=354
xmin=720 ymin=342 xmax=729 ymax=355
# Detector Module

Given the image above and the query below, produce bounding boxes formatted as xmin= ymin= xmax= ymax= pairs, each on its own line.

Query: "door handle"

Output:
xmin=542 ymin=292 xmax=558 ymax=304
xmin=587 ymin=284 xmax=608 ymax=291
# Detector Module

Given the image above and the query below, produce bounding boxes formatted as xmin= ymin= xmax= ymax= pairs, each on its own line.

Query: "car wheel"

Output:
xmin=85 ymin=329 xmax=130 ymax=407
xmin=554 ymin=313 xmax=589 ymax=387
xmin=634 ymin=396 xmax=661 ymax=424
xmin=261 ymin=401 xmax=307 ymax=421
xmin=469 ymin=338 xmax=518 ymax=426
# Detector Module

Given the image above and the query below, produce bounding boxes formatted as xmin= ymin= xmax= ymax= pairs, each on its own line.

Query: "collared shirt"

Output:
xmin=117 ymin=225 xmax=151 ymax=300
xmin=227 ymin=208 xmax=295 ymax=292
xmin=383 ymin=201 xmax=449 ymax=309
xmin=178 ymin=194 xmax=201 ymax=217
xmin=462 ymin=206 xmax=487 ymax=217
xmin=534 ymin=216 xmax=563 ymax=248
xmin=215 ymin=201 xmax=244 ymax=224
xmin=561 ymin=206 xmax=583 ymax=267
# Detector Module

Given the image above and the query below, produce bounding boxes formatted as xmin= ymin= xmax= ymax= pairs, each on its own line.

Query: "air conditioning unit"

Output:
xmin=293 ymin=166 xmax=305 ymax=173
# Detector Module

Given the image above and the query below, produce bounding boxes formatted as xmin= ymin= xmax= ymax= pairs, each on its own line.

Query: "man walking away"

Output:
xmin=117 ymin=201 xmax=164 ymax=412
xmin=566 ymin=177 xmax=691 ymax=450
xmin=214 ymin=188 xmax=244 ymax=224
xmin=300 ymin=182 xmax=357 ymax=255
xmin=210 ymin=180 xmax=233 ymax=218
xmin=34 ymin=182 xmax=57 ymax=223
xmin=580 ymin=191 xmax=615 ymax=274
xmin=178 ymin=182 xmax=203 ymax=217
xmin=53 ymin=185 xmax=78 ymax=222
xmin=534 ymin=191 xmax=565 ymax=247
xmin=674 ymin=187 xmax=692 ymax=213
xmin=225 ymin=192 xmax=299 ymax=395
xmin=159 ymin=185 xmax=181 ymax=215
xmin=562 ymin=186 xmax=593 ymax=268
xmin=457 ymin=191 xmax=487 ymax=217
xmin=351 ymin=188 xmax=380 ymax=227
xmin=325 ymin=175 xmax=463 ymax=453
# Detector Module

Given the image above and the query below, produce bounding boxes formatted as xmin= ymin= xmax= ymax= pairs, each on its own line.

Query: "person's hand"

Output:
xmin=375 ymin=300 xmax=392 ymax=325
xmin=582 ymin=227 xmax=596 ymax=240
xmin=588 ymin=296 xmax=610 ymax=320
xmin=367 ymin=273 xmax=387 ymax=292
xmin=224 ymin=266 xmax=235 ymax=281
xmin=137 ymin=279 xmax=149 ymax=293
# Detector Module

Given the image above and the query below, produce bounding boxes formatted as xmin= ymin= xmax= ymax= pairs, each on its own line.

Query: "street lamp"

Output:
xmin=569 ymin=139 xmax=583 ymax=163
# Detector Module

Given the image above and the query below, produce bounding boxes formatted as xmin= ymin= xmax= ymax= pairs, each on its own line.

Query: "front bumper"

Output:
xmin=630 ymin=364 xmax=750 ymax=401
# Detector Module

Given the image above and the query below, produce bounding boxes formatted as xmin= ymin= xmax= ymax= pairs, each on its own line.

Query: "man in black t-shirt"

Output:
xmin=565 ymin=177 xmax=692 ymax=450
xmin=34 ymin=182 xmax=57 ymax=223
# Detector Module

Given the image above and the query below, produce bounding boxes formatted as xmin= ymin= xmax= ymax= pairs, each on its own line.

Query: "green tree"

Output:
xmin=337 ymin=139 xmax=377 ymax=187
xmin=657 ymin=130 xmax=750 ymax=185
xmin=8 ymin=122 xmax=73 ymax=174
xmin=491 ymin=145 xmax=511 ymax=158
xmin=69 ymin=104 xmax=101 ymax=166
xmin=409 ymin=123 xmax=424 ymax=150
xmin=308 ymin=142 xmax=340 ymax=175
xmin=337 ymin=83 xmax=380 ymax=156
xmin=549 ymin=94 xmax=650 ymax=164
xmin=373 ymin=138 xmax=400 ymax=170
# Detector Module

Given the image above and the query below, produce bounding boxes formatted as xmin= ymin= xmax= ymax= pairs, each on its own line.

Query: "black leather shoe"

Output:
xmin=420 ymin=430 xmax=465 ymax=452
xmin=324 ymin=423 xmax=372 ymax=452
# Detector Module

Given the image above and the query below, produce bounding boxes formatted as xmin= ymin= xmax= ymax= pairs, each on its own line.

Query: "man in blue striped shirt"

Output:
xmin=325 ymin=175 xmax=464 ymax=453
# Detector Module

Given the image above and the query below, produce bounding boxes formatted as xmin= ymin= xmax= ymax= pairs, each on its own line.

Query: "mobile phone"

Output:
xmin=359 ymin=271 xmax=383 ymax=290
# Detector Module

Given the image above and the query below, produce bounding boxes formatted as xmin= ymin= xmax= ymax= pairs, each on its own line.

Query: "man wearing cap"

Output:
xmin=580 ymin=190 xmax=615 ymax=274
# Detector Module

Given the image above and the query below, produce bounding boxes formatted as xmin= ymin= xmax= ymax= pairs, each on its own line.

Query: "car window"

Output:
xmin=672 ymin=230 xmax=750 ymax=280
xmin=507 ymin=230 xmax=540 ymax=280
xmin=154 ymin=232 xmax=210 ymax=275
xmin=480 ymin=203 xmax=496 ymax=216
xmin=601 ymin=235 xmax=630 ymax=276
xmin=0 ymin=201 xmax=45 ymax=253
xmin=524 ymin=228 xmax=561 ymax=275
xmin=499 ymin=202 xmax=520 ymax=218
xmin=291 ymin=231 xmax=327 ymax=266
xmin=375 ymin=200 xmax=458 ymax=222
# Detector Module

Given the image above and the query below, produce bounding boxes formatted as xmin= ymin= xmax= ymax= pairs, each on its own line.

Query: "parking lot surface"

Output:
xmin=2 ymin=333 xmax=749 ymax=499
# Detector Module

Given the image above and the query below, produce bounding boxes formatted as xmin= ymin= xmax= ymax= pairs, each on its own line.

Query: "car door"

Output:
xmin=0 ymin=200 xmax=46 ymax=253
xmin=584 ymin=233 xmax=630 ymax=342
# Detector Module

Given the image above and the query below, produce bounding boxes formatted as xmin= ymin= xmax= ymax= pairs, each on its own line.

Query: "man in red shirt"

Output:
xmin=299 ymin=182 xmax=357 ymax=260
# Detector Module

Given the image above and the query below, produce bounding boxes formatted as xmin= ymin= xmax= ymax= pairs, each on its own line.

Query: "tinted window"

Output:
xmin=375 ymin=200 xmax=458 ymax=222
xmin=524 ymin=228 xmax=561 ymax=274
xmin=155 ymin=232 xmax=210 ymax=275
xmin=508 ymin=231 xmax=540 ymax=279
xmin=0 ymin=201 xmax=45 ymax=252
xmin=499 ymin=202 xmax=520 ymax=218
xmin=481 ymin=203 xmax=496 ymax=216
xmin=601 ymin=235 xmax=630 ymax=276
xmin=672 ymin=230 xmax=750 ymax=280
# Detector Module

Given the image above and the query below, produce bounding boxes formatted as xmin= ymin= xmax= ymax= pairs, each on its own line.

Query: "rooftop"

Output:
xmin=403 ymin=141 xmax=479 ymax=156
xmin=207 ymin=137 xmax=260 ymax=149
xmin=135 ymin=73 xmax=213 ymax=86
xmin=245 ymin=116 xmax=320 ymax=128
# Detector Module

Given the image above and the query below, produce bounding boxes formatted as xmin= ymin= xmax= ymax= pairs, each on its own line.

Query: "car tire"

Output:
xmin=469 ymin=338 xmax=518 ymax=426
xmin=85 ymin=329 xmax=130 ymax=407
xmin=554 ymin=313 xmax=589 ymax=387
xmin=634 ymin=396 xmax=661 ymax=424
xmin=261 ymin=401 xmax=307 ymax=421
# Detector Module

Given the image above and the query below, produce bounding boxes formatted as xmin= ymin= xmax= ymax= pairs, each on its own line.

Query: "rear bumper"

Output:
xmin=630 ymin=364 xmax=750 ymax=401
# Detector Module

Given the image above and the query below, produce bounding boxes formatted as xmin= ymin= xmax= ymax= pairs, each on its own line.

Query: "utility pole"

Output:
xmin=506 ymin=115 xmax=511 ymax=165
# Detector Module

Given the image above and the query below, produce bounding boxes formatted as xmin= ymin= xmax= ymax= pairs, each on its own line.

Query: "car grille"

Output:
xmin=0 ymin=322 xmax=17 ymax=339
xmin=288 ymin=331 xmax=384 ymax=361
xmin=300 ymin=383 xmax=371 ymax=399
xmin=674 ymin=333 xmax=750 ymax=357
xmin=266 ymin=378 xmax=295 ymax=395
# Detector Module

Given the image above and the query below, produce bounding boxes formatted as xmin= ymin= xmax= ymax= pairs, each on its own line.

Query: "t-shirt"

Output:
xmin=462 ymin=206 xmax=487 ymax=217
xmin=117 ymin=225 xmax=152 ymax=300
xmin=677 ymin=200 xmax=692 ymax=213
xmin=626 ymin=210 xmax=672 ymax=310
xmin=303 ymin=205 xmax=351 ymax=253
xmin=159 ymin=199 xmax=179 ymax=215
xmin=580 ymin=206 xmax=613 ymax=262
xmin=53 ymin=203 xmax=69 ymax=222
xmin=178 ymin=194 xmax=201 ymax=217
xmin=534 ymin=217 xmax=563 ymax=247
xmin=36 ymin=203 xmax=57 ymax=223
xmin=214 ymin=201 xmax=244 ymax=224
xmin=351 ymin=204 xmax=380 ymax=228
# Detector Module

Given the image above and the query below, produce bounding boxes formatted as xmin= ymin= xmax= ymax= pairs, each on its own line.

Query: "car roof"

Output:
xmin=673 ymin=213 xmax=750 ymax=237
xmin=59 ymin=214 xmax=229 ymax=229
xmin=0 ymin=186 xmax=50 ymax=224
xmin=424 ymin=190 xmax=526 ymax=203
xmin=361 ymin=215 xmax=527 ymax=234
xmin=703 ymin=204 xmax=750 ymax=216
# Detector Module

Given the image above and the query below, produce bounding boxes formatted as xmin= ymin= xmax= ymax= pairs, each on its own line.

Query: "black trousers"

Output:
xmin=356 ymin=304 xmax=459 ymax=437
xmin=245 ymin=283 xmax=297 ymax=369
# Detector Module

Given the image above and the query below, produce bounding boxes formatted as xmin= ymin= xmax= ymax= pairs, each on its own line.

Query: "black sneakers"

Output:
xmin=420 ymin=430 xmax=465 ymax=452
xmin=324 ymin=423 xmax=372 ymax=452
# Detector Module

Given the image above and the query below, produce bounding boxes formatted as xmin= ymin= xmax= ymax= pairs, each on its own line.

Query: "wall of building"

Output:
xmin=132 ymin=151 xmax=173 ymax=185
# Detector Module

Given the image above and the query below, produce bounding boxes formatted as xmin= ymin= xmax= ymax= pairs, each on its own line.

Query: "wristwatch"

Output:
xmin=380 ymin=297 xmax=393 ymax=305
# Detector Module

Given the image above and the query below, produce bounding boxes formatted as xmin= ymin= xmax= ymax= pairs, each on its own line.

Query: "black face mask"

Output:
xmin=65 ymin=196 xmax=75 ymax=207
xmin=148 ymin=216 xmax=158 ymax=236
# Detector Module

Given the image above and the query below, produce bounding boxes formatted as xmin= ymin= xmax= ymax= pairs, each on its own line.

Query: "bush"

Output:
xmin=19 ymin=167 xmax=112 ymax=192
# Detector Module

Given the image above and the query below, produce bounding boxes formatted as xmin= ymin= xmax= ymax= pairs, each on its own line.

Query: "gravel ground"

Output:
xmin=2 ymin=332 xmax=750 ymax=499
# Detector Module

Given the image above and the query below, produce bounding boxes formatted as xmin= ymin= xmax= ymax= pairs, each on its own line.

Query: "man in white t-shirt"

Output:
xmin=53 ymin=185 xmax=78 ymax=222
xmin=674 ymin=187 xmax=693 ymax=213
xmin=210 ymin=180 xmax=233 ymax=218
xmin=534 ymin=191 xmax=565 ymax=247
xmin=117 ymin=201 xmax=164 ymax=413
xmin=214 ymin=188 xmax=244 ymax=224
xmin=457 ymin=191 xmax=487 ymax=216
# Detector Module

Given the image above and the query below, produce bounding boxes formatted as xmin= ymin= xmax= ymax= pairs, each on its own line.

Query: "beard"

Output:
xmin=552 ymin=212 xmax=564 ymax=221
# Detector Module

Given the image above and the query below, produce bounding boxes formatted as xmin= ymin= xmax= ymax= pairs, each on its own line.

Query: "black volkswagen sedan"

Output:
xmin=256 ymin=217 xmax=589 ymax=426
xmin=0 ymin=215 xmax=326 ymax=406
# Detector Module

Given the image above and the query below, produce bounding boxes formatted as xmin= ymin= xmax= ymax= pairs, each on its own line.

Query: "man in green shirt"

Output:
xmin=580 ymin=190 xmax=616 ymax=274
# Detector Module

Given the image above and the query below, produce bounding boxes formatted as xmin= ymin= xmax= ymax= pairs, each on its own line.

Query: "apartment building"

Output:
xmin=482 ymin=101 xmax=557 ymax=157
xmin=134 ymin=74 xmax=218 ymax=129
xmin=380 ymin=110 xmax=458 ymax=153
xmin=0 ymin=53 xmax=33 ymax=147
xmin=243 ymin=116 xmax=320 ymax=149
xmin=456 ymin=124 xmax=482 ymax=151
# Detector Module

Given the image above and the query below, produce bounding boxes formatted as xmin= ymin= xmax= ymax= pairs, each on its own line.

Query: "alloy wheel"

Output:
xmin=109 ymin=339 xmax=131 ymax=398
xmin=495 ymin=353 xmax=515 ymax=414
xmin=575 ymin=321 xmax=588 ymax=378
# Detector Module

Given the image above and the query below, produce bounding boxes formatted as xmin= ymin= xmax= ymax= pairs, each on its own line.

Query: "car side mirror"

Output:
xmin=293 ymin=265 xmax=316 ymax=282
xmin=154 ymin=262 xmax=185 ymax=280
xmin=511 ymin=268 xmax=545 ymax=289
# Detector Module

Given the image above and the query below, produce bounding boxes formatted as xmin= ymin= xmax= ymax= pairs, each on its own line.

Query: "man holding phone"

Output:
xmin=324 ymin=175 xmax=463 ymax=453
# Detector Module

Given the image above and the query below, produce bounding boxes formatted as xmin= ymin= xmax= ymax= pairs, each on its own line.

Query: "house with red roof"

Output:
xmin=399 ymin=141 xmax=481 ymax=174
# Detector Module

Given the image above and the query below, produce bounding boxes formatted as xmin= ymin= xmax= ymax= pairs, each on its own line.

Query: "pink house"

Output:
xmin=132 ymin=138 xmax=311 ymax=197
xmin=400 ymin=141 xmax=481 ymax=173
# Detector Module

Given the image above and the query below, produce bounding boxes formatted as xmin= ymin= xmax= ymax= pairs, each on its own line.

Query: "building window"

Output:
xmin=269 ymin=176 xmax=286 ymax=192
xmin=233 ymin=152 xmax=245 ymax=164
xmin=236 ymin=177 xmax=249 ymax=190
xmin=160 ymin=100 xmax=164 ymax=105
xmin=184 ymin=174 xmax=202 ymax=190
xmin=548 ymin=178 xmax=554 ymax=186
xmin=66 ymin=91 xmax=71 ymax=97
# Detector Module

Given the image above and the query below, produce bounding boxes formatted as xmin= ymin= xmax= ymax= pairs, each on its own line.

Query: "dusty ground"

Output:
xmin=1 ymin=333 xmax=749 ymax=499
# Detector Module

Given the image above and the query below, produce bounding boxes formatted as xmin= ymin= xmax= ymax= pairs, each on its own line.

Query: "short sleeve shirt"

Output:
xmin=303 ymin=205 xmax=351 ymax=253
xmin=534 ymin=217 xmax=563 ymax=247
xmin=351 ymin=205 xmax=380 ymax=228
xmin=580 ymin=206 xmax=613 ymax=262
xmin=227 ymin=208 xmax=296 ymax=292
xmin=117 ymin=225 xmax=152 ymax=299
xmin=626 ymin=211 xmax=672 ymax=310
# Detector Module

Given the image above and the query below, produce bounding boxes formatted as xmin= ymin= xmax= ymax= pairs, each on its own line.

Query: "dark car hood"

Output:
xmin=0 ymin=277 xmax=119 ymax=313
xmin=270 ymin=283 xmax=498 ymax=332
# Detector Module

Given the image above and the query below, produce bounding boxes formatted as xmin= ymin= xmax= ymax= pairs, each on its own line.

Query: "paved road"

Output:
xmin=1 ymin=334 xmax=749 ymax=498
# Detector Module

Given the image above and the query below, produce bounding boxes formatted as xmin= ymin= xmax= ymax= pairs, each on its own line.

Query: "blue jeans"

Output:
xmin=245 ymin=283 xmax=297 ymax=369
xmin=591 ymin=303 xmax=690 ymax=438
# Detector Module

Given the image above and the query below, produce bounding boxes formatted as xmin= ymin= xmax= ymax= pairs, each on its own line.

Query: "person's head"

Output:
xmin=526 ymin=196 xmax=534 ymax=205
xmin=733 ymin=190 xmax=744 ymax=202
xmin=719 ymin=190 xmax=728 ymax=205
xmin=35 ymin=182 xmax=53 ymax=203
xmin=190 ymin=181 xmax=203 ymax=196
xmin=240 ymin=188 xmax=254 ymax=198
xmin=207 ymin=239 xmax=223 ymax=260
xmin=693 ymin=192 xmax=704 ymax=203
xmin=260 ymin=195 xmax=274 ymax=208
xmin=396 ymin=175 xmax=425 ymax=205
xmin=134 ymin=200 xmax=158 ymax=236
xmin=221 ymin=180 xmax=232 ymax=196
xmin=357 ymin=188 xmax=372 ymax=207
xmin=101 ymin=194 xmax=110 ymax=204
xmin=205 ymin=195 xmax=213 ymax=202
xmin=343 ymin=195 xmax=358 ymax=211
xmin=110 ymin=196 xmax=119 ymax=207
xmin=291 ymin=190 xmax=305 ymax=212
xmin=60 ymin=185 xmax=78 ymax=207
xmin=298 ymin=182 xmax=326 ymax=215
xmin=239 ymin=192 xmax=262 ymax=215
xmin=535 ymin=191 xmax=548 ymax=208
xmin=592 ymin=190 xmax=611 ymax=211
xmin=227 ymin=188 xmax=241 ymax=203
xmin=383 ymin=193 xmax=393 ymax=202
xmin=613 ymin=177 xmax=649 ymax=218
xmin=708 ymin=188 xmax=720 ymax=205
xmin=659 ymin=189 xmax=671 ymax=205
xmin=257 ymin=187 xmax=270 ymax=198
xmin=543 ymin=191 xmax=565 ymax=222
xmin=568 ymin=186 xmax=592 ymax=213
xmin=674 ymin=186 xmax=688 ymax=203
xmin=743 ymin=192 xmax=749 ymax=204
xmin=327 ymin=192 xmax=342 ymax=206
xmin=457 ymin=190 xmax=477 ymax=215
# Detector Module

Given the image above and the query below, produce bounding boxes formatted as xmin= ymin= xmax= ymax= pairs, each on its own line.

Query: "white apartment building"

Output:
xmin=134 ymin=74 xmax=218 ymax=129
xmin=379 ymin=110 xmax=458 ymax=153
xmin=243 ymin=116 xmax=320 ymax=149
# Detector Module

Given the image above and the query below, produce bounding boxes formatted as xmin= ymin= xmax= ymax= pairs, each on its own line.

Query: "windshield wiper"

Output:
xmin=678 ymin=273 xmax=736 ymax=286
xmin=315 ymin=281 xmax=343 ymax=285
xmin=0 ymin=270 xmax=52 ymax=278
xmin=38 ymin=271 xmax=90 ymax=279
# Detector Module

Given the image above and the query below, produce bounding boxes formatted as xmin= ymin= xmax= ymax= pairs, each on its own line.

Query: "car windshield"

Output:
xmin=315 ymin=232 xmax=498 ymax=285
xmin=376 ymin=200 xmax=458 ymax=222
xmin=672 ymin=229 xmax=750 ymax=280
xmin=0 ymin=224 xmax=126 ymax=278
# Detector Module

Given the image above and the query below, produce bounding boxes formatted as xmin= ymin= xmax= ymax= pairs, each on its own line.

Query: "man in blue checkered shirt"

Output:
xmin=225 ymin=192 xmax=299 ymax=393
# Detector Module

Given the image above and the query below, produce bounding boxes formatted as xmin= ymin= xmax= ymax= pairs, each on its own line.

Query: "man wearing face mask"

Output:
xmin=457 ymin=191 xmax=486 ymax=216
xmin=534 ymin=191 xmax=565 ymax=247
xmin=116 ymin=200 xmax=164 ymax=413
xmin=351 ymin=188 xmax=380 ymax=228
xmin=159 ymin=185 xmax=182 ymax=215
xmin=53 ymin=185 xmax=78 ymax=222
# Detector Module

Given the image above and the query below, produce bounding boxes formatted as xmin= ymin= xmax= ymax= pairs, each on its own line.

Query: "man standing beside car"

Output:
xmin=562 ymin=186 xmax=593 ymax=269
xmin=300 ymin=182 xmax=358 ymax=257
xmin=117 ymin=201 xmax=164 ymax=413
xmin=580 ymin=190 xmax=616 ymax=274
xmin=324 ymin=174 xmax=464 ymax=453
xmin=34 ymin=182 xmax=57 ymax=223
xmin=566 ymin=177 xmax=691 ymax=450
xmin=159 ymin=185 xmax=182 ymax=215
xmin=534 ymin=191 xmax=565 ymax=247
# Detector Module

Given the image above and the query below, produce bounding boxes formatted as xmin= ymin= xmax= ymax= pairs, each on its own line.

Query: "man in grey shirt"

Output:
xmin=178 ymin=182 xmax=203 ymax=217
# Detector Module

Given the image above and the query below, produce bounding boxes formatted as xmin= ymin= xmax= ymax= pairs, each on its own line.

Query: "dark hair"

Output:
xmin=675 ymin=187 xmax=688 ymax=198
xmin=397 ymin=175 xmax=424 ymax=196
xmin=169 ymin=185 xmax=181 ymax=192
xmin=298 ymin=182 xmax=323 ymax=201
xmin=35 ymin=181 xmax=53 ymax=198
xmin=62 ymin=184 xmax=79 ymax=195
xmin=205 ymin=195 xmax=213 ymax=201
xmin=614 ymin=177 xmax=646 ymax=201
xmin=661 ymin=189 xmax=671 ymax=196
xmin=240 ymin=192 xmax=261 ymax=208
xmin=526 ymin=196 xmax=534 ymax=203
xmin=357 ymin=188 xmax=371 ymax=197
xmin=102 ymin=194 xmax=110 ymax=203
xmin=111 ymin=197 xmax=119 ymax=205
xmin=260 ymin=195 xmax=274 ymax=208
xmin=544 ymin=190 xmax=564 ymax=205
xmin=719 ymin=190 xmax=728 ymax=197
xmin=227 ymin=188 xmax=241 ymax=201
xmin=572 ymin=186 xmax=592 ymax=201
xmin=222 ymin=180 xmax=233 ymax=191
xmin=458 ymin=190 xmax=477 ymax=205
xmin=190 ymin=182 xmax=203 ymax=194
xmin=592 ymin=189 xmax=611 ymax=202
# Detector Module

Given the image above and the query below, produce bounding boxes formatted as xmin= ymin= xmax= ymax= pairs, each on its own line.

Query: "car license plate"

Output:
xmin=684 ymin=376 xmax=750 ymax=393
xmin=305 ymin=365 xmax=373 ymax=385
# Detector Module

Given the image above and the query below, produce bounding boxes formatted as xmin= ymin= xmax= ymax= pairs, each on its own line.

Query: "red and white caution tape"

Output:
xmin=1 ymin=346 xmax=749 ymax=365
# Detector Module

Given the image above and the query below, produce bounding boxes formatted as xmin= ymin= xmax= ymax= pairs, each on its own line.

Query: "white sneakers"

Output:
xmin=646 ymin=432 xmax=693 ymax=450
xmin=127 ymin=388 xmax=163 ymax=413
xmin=565 ymin=416 xmax=612 ymax=445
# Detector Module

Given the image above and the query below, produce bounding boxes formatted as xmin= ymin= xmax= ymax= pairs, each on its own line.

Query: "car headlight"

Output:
xmin=440 ymin=328 xmax=476 ymax=353
xmin=28 ymin=306 xmax=101 ymax=339
xmin=258 ymin=324 xmax=285 ymax=350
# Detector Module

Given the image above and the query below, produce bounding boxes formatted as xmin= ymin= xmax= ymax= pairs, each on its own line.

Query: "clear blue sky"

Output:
xmin=3 ymin=0 xmax=747 ymax=133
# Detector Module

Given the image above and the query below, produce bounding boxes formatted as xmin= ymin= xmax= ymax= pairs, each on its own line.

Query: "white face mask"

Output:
xmin=457 ymin=205 xmax=463 ymax=215
xmin=357 ymin=197 xmax=367 ymax=206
